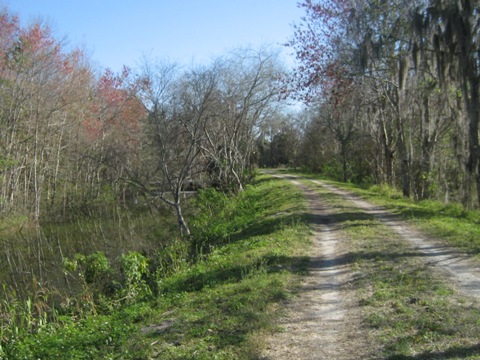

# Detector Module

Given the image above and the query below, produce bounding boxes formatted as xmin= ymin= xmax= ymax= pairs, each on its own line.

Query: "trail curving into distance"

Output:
xmin=261 ymin=175 xmax=368 ymax=360
xmin=261 ymin=173 xmax=480 ymax=359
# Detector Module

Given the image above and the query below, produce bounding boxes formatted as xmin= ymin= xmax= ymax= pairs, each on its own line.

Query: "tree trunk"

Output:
xmin=468 ymin=79 xmax=480 ymax=206
xmin=384 ymin=146 xmax=394 ymax=185
xmin=378 ymin=109 xmax=395 ymax=186
xmin=231 ymin=166 xmax=244 ymax=192
xmin=397 ymin=127 xmax=410 ymax=198
xmin=341 ymin=140 xmax=348 ymax=183
xmin=419 ymin=95 xmax=433 ymax=200
xmin=174 ymin=202 xmax=190 ymax=236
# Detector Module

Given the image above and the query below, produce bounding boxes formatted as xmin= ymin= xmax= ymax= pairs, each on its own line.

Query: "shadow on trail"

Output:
xmin=293 ymin=246 xmax=462 ymax=277
xmin=161 ymin=250 xmax=308 ymax=295
xmin=254 ymin=174 xmax=285 ymax=186
xmin=229 ymin=213 xmax=307 ymax=243
xmin=308 ymin=211 xmax=375 ymax=226
xmin=301 ymin=209 xmax=465 ymax=270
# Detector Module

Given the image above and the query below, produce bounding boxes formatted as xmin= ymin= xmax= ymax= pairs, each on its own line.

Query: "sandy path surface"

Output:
xmin=260 ymin=174 xmax=480 ymax=359
xmin=260 ymin=177 xmax=369 ymax=359
xmin=313 ymin=180 xmax=480 ymax=299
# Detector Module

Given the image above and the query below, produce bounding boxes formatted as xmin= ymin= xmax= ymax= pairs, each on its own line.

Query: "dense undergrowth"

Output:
xmin=0 ymin=175 xmax=311 ymax=359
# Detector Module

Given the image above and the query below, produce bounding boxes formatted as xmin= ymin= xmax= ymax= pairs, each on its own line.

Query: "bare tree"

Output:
xmin=139 ymin=62 xmax=218 ymax=235
xmin=201 ymin=47 xmax=283 ymax=192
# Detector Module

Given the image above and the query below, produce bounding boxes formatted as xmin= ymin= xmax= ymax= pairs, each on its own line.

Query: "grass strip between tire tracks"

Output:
xmin=305 ymin=178 xmax=480 ymax=359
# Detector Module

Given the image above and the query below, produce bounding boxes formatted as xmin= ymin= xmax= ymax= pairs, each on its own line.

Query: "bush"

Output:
xmin=190 ymin=188 xmax=232 ymax=249
xmin=369 ymin=183 xmax=404 ymax=199
xmin=120 ymin=252 xmax=152 ymax=301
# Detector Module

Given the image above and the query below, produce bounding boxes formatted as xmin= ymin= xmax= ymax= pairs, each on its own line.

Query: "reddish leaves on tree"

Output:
xmin=0 ymin=9 xmax=78 ymax=81
xmin=0 ymin=9 xmax=20 ymax=68
xmin=84 ymin=66 xmax=146 ymax=149
xmin=284 ymin=0 xmax=355 ymax=104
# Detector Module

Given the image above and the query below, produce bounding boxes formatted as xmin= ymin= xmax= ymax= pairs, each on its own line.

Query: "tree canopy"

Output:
xmin=284 ymin=0 xmax=480 ymax=208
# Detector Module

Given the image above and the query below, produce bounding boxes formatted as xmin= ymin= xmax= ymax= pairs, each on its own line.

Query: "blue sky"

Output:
xmin=3 ymin=0 xmax=304 ymax=72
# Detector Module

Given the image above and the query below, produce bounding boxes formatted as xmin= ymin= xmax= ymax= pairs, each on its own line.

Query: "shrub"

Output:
xmin=120 ymin=252 xmax=152 ymax=301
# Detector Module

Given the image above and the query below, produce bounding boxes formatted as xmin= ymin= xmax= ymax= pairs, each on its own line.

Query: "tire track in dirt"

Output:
xmin=260 ymin=176 xmax=369 ymax=359
xmin=312 ymin=180 xmax=480 ymax=299
xmin=261 ymin=173 xmax=480 ymax=359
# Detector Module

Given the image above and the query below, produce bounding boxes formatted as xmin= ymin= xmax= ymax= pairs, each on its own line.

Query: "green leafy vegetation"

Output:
xmin=0 ymin=175 xmax=311 ymax=359
xmin=0 ymin=207 xmax=176 ymax=302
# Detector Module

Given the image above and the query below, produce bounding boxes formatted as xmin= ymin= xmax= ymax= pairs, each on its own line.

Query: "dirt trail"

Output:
xmin=314 ymin=180 xmax=480 ymax=299
xmin=260 ymin=174 xmax=480 ymax=359
xmin=261 ymin=177 xmax=370 ymax=359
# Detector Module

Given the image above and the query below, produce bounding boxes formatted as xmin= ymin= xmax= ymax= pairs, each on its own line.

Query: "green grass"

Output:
xmin=1 ymin=175 xmax=311 ymax=359
xmin=304 ymin=177 xmax=480 ymax=359
xmin=144 ymin=176 xmax=311 ymax=359
xmin=299 ymin=173 xmax=480 ymax=256
xmin=9 ymin=169 xmax=479 ymax=359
